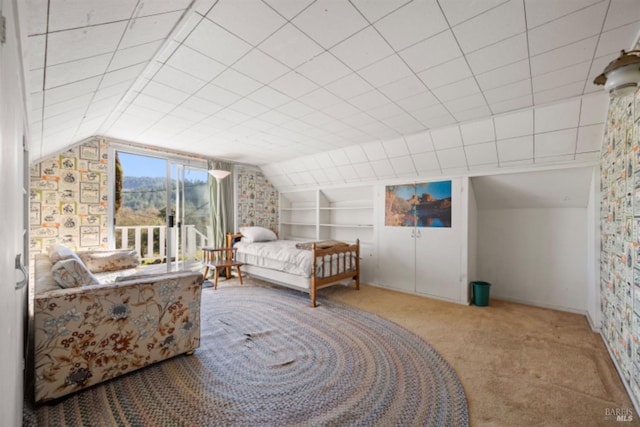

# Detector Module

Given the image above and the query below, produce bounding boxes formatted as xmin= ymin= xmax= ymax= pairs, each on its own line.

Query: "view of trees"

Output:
xmin=115 ymin=174 xmax=211 ymax=260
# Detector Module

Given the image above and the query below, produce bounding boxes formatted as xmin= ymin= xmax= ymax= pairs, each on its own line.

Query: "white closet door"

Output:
xmin=376 ymin=225 xmax=415 ymax=292
xmin=414 ymin=178 xmax=463 ymax=301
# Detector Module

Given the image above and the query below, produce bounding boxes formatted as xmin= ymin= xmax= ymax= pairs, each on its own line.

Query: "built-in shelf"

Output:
xmin=279 ymin=185 xmax=375 ymax=243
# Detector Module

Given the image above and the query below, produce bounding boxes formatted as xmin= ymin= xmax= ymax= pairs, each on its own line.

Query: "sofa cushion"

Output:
xmin=47 ymin=243 xmax=78 ymax=264
xmin=51 ymin=258 xmax=100 ymax=288
xmin=34 ymin=253 xmax=60 ymax=294
xmin=78 ymin=249 xmax=140 ymax=273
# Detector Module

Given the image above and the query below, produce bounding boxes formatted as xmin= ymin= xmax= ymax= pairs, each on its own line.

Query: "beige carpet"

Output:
xmin=216 ymin=277 xmax=638 ymax=426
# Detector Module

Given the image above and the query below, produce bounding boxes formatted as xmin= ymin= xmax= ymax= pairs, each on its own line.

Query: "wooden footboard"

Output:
xmin=226 ymin=233 xmax=360 ymax=307
xmin=309 ymin=239 xmax=360 ymax=307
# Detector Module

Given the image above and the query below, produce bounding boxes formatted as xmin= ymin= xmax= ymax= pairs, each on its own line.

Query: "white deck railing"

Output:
xmin=115 ymin=225 xmax=209 ymax=262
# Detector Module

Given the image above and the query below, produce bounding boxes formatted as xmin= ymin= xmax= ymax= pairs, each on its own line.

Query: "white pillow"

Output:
xmin=239 ymin=226 xmax=277 ymax=243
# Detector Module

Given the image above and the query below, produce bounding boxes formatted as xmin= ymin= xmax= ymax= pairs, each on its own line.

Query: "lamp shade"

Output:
xmin=208 ymin=169 xmax=231 ymax=180
xmin=594 ymin=50 xmax=640 ymax=97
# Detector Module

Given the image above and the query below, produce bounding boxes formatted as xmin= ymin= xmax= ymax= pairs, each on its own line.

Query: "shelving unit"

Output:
xmin=279 ymin=184 xmax=376 ymax=283
xmin=279 ymin=185 xmax=374 ymax=244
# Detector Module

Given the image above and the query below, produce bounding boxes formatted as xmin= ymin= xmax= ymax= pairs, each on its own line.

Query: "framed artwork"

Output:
xmin=385 ymin=180 xmax=452 ymax=228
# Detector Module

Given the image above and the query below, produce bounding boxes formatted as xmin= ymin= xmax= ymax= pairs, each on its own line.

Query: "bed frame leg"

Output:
xmin=355 ymin=275 xmax=360 ymax=290
xmin=310 ymin=286 xmax=317 ymax=307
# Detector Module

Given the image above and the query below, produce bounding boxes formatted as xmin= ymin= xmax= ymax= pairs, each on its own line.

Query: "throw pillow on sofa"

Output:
xmin=78 ymin=249 xmax=140 ymax=273
xmin=51 ymin=258 xmax=100 ymax=288
xmin=47 ymin=243 xmax=78 ymax=264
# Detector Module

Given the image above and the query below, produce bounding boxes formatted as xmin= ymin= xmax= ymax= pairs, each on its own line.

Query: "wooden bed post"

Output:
xmin=355 ymin=238 xmax=360 ymax=290
xmin=311 ymin=242 xmax=318 ymax=307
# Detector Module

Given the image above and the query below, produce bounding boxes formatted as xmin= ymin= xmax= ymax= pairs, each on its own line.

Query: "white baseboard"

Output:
xmin=490 ymin=293 xmax=587 ymax=316
xmin=600 ymin=334 xmax=640 ymax=417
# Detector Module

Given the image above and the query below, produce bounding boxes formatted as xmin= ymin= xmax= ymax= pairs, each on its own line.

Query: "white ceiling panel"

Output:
xmin=476 ymin=59 xmax=530 ymax=92
xmin=184 ymin=18 xmax=252 ymax=66
xmin=263 ymin=0 xmax=315 ymax=20
xmin=166 ymin=46 xmax=226 ymax=82
xmin=595 ymin=22 xmax=640 ymax=57
xmin=465 ymin=141 xmax=499 ymax=165
xmin=437 ymin=147 xmax=467 ymax=169
xmin=529 ymin=36 xmax=598 ymax=76
xmin=48 ymin=0 xmax=138 ymax=32
xmin=119 ymin=11 xmax=183 ymax=49
xmin=495 ymin=110 xmax=533 ymax=140
xmin=461 ymin=119 xmax=495 ymax=146
xmin=418 ymin=57 xmax=473 ymax=90
xmin=603 ymin=0 xmax=640 ymax=31
xmin=466 ymin=33 xmax=528 ymax=77
xmin=330 ymin=26 xmax=394 ymax=71
xmin=412 ymin=151 xmax=441 ymax=172
xmin=374 ymin=0 xmax=448 ymax=51
xmin=399 ymin=30 xmax=462 ymax=74
xmin=535 ymin=128 xmax=578 ymax=157
xmin=439 ymin=0 xmax=508 ymax=27
xmin=232 ymin=49 xmax=289 ymax=84
xmin=293 ymin=0 xmax=368 ymax=49
xmin=45 ymin=54 xmax=111 ymax=90
xmin=46 ymin=21 xmax=127 ymax=65
xmin=431 ymin=126 xmax=462 ymax=150
xmin=358 ymin=55 xmax=414 ymax=88
xmin=259 ymin=24 xmax=323 ymax=69
xmin=25 ymin=0 xmax=631 ymax=173
xmin=535 ymin=99 xmax=581 ymax=133
xmin=208 ymin=0 xmax=286 ymax=46
xmin=452 ymin=0 xmax=525 ymax=53
xmin=497 ymin=135 xmax=534 ymax=162
xmin=527 ymin=2 xmax=607 ymax=56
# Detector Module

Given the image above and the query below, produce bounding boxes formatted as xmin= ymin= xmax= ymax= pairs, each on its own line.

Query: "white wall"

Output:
xmin=477 ymin=208 xmax=588 ymax=312
xmin=0 ymin=0 xmax=28 ymax=425
xmin=467 ymin=179 xmax=478 ymax=304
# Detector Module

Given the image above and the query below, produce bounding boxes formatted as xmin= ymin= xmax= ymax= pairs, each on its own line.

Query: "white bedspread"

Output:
xmin=234 ymin=240 xmax=313 ymax=277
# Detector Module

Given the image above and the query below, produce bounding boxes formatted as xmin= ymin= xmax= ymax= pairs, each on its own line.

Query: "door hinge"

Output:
xmin=0 ymin=15 xmax=6 ymax=45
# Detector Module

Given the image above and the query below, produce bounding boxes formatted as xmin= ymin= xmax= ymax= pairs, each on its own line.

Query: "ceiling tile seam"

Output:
xmin=348 ymin=0 xmax=412 ymax=25
xmin=97 ymin=6 xmax=200 ymax=138
xmin=68 ymin=2 xmax=160 ymax=144
xmin=336 ymin=11 xmax=451 ymax=133
xmin=491 ymin=114 xmax=502 ymax=167
xmin=522 ymin=0 xmax=535 ymax=114
xmin=41 ymin=7 xmax=189 ymax=36
xmin=37 ymin=0 xmax=52 ymax=158
xmin=433 ymin=0 xmax=493 ymax=117
xmin=524 ymin=0 xmax=605 ymax=32
xmin=203 ymin=5 xmax=288 ymax=49
xmin=457 ymin=125 xmax=471 ymax=172
xmin=573 ymin=97 xmax=585 ymax=160
xmin=436 ymin=0 xmax=511 ymax=28
xmin=260 ymin=0 xmax=314 ymax=23
xmin=580 ymin=0 xmax=612 ymax=94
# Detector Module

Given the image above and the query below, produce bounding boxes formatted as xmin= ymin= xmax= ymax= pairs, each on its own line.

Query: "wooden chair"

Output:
xmin=202 ymin=247 xmax=245 ymax=289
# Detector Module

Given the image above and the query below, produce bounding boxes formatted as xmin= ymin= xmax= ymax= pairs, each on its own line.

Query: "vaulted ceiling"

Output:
xmin=23 ymin=0 xmax=640 ymax=188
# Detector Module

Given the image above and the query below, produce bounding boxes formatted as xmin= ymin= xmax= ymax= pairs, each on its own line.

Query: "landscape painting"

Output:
xmin=385 ymin=181 xmax=452 ymax=228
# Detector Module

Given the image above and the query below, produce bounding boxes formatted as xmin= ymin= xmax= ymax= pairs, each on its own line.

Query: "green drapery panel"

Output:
xmin=208 ymin=160 xmax=234 ymax=249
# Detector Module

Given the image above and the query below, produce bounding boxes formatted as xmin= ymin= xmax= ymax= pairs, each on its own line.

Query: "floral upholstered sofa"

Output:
xmin=33 ymin=244 xmax=204 ymax=402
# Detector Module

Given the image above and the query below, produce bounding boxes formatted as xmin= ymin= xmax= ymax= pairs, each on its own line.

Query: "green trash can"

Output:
xmin=472 ymin=281 xmax=491 ymax=306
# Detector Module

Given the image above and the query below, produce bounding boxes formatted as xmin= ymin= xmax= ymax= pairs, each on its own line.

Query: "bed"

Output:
xmin=226 ymin=227 xmax=360 ymax=307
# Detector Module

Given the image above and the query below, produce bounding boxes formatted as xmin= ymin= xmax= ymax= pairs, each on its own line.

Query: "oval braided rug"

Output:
xmin=27 ymin=285 xmax=469 ymax=427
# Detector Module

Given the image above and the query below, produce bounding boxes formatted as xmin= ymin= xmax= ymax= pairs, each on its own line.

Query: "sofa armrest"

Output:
xmin=33 ymin=271 xmax=203 ymax=402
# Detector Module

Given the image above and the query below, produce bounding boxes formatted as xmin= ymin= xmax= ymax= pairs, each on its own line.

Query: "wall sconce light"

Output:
xmin=594 ymin=50 xmax=640 ymax=97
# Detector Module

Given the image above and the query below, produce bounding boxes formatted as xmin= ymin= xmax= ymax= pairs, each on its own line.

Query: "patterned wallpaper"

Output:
xmin=29 ymin=139 xmax=109 ymax=253
xmin=600 ymin=89 xmax=640 ymax=404
xmin=235 ymin=165 xmax=278 ymax=231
